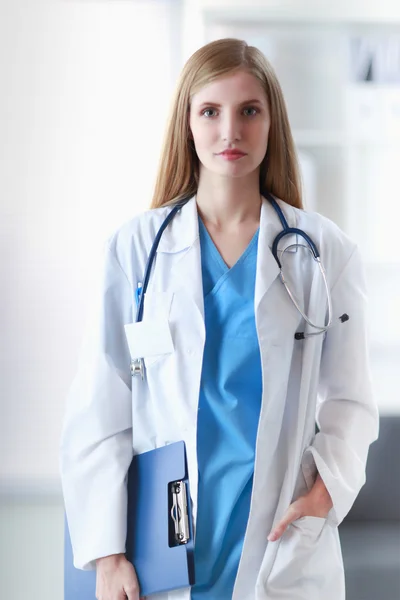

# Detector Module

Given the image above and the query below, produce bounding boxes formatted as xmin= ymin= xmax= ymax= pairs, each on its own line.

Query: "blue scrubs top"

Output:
xmin=191 ymin=215 xmax=263 ymax=600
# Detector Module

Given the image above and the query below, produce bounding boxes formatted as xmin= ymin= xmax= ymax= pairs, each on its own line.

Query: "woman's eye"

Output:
xmin=243 ymin=107 xmax=258 ymax=117
xmin=202 ymin=108 xmax=217 ymax=118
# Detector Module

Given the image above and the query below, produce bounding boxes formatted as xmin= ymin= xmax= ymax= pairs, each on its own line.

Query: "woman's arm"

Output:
xmin=300 ymin=245 xmax=379 ymax=526
xmin=60 ymin=238 xmax=134 ymax=571
xmin=268 ymin=244 xmax=379 ymax=541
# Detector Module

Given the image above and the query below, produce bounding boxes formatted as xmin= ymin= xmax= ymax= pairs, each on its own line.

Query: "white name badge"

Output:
xmin=124 ymin=317 xmax=174 ymax=361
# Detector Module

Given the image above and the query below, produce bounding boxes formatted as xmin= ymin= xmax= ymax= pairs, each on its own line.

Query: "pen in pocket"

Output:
xmin=135 ymin=282 xmax=143 ymax=308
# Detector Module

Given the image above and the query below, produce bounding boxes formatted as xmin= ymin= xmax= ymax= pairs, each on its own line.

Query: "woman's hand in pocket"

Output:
xmin=267 ymin=472 xmax=333 ymax=542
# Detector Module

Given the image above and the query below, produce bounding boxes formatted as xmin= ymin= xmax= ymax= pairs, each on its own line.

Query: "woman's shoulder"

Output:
xmin=106 ymin=204 xmax=174 ymax=260
xmin=103 ymin=205 xmax=173 ymax=282
xmin=289 ymin=203 xmax=356 ymax=255
xmin=279 ymin=199 xmax=361 ymax=283
xmin=108 ymin=205 xmax=172 ymax=248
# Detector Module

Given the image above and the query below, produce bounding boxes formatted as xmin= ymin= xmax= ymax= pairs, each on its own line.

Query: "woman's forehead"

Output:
xmin=191 ymin=71 xmax=267 ymax=105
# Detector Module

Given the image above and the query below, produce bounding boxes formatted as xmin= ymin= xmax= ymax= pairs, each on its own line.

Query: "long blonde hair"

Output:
xmin=150 ymin=38 xmax=303 ymax=210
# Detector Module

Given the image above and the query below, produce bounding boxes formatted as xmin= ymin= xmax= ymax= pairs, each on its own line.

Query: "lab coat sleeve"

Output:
xmin=301 ymin=245 xmax=379 ymax=526
xmin=60 ymin=239 xmax=134 ymax=570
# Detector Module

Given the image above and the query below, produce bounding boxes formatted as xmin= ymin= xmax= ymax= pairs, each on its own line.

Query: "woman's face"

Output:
xmin=189 ymin=69 xmax=270 ymax=181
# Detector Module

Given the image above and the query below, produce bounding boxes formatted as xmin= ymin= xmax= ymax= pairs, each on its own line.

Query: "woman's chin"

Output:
xmin=201 ymin=163 xmax=258 ymax=180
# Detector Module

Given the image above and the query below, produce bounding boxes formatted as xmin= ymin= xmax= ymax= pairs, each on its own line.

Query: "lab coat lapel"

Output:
xmin=254 ymin=195 xmax=299 ymax=320
xmin=156 ymin=195 xmax=205 ymax=329
xmin=254 ymin=197 xmax=281 ymax=312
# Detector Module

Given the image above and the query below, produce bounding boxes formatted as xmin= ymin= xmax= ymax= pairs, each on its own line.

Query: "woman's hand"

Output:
xmin=96 ymin=553 xmax=146 ymax=600
xmin=267 ymin=473 xmax=333 ymax=542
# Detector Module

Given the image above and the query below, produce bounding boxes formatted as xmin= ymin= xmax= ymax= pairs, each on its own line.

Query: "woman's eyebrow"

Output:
xmin=198 ymin=99 xmax=264 ymax=108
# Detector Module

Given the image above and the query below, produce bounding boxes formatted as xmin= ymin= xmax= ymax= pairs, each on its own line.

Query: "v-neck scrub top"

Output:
xmin=190 ymin=216 xmax=263 ymax=600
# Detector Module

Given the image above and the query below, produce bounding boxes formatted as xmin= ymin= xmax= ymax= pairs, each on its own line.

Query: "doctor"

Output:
xmin=60 ymin=38 xmax=379 ymax=600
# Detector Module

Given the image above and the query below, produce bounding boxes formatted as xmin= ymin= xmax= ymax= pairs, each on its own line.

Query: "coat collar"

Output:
xmin=156 ymin=194 xmax=299 ymax=317
xmin=157 ymin=194 xmax=298 ymax=255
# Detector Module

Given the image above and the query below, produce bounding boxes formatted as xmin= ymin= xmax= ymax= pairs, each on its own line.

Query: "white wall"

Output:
xmin=0 ymin=0 xmax=180 ymax=489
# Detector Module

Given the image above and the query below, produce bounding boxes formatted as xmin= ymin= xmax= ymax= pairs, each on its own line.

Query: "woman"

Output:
xmin=60 ymin=38 xmax=379 ymax=600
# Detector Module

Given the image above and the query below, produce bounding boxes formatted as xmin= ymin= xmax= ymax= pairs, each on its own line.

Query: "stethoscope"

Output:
xmin=131 ymin=192 xmax=349 ymax=378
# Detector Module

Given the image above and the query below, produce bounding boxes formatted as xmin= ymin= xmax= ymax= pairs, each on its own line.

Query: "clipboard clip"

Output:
xmin=169 ymin=481 xmax=190 ymax=545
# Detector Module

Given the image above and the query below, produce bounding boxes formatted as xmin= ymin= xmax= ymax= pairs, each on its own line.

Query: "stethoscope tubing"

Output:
xmin=135 ymin=197 xmax=190 ymax=323
xmin=135 ymin=192 xmax=336 ymax=339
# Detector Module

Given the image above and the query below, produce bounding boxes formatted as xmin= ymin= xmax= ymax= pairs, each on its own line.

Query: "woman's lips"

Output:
xmin=218 ymin=150 xmax=247 ymax=161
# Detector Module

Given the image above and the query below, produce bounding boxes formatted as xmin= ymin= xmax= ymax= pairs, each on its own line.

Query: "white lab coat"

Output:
xmin=60 ymin=195 xmax=379 ymax=600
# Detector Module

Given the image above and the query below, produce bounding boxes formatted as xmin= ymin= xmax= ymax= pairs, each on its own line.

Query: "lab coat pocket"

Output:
xmin=124 ymin=317 xmax=174 ymax=368
xmin=264 ymin=515 xmax=328 ymax=598
xmin=292 ymin=514 xmax=327 ymax=536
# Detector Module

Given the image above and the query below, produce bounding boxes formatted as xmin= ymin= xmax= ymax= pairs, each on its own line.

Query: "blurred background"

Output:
xmin=0 ymin=0 xmax=399 ymax=598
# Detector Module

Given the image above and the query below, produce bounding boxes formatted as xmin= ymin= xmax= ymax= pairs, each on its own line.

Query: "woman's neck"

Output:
xmin=195 ymin=174 xmax=262 ymax=230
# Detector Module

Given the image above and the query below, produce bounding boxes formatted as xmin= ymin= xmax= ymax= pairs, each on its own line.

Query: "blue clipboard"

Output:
xmin=64 ymin=440 xmax=195 ymax=598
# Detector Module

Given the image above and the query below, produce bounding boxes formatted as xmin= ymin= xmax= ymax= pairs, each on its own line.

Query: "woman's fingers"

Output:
xmin=267 ymin=487 xmax=332 ymax=542
xmin=123 ymin=575 xmax=141 ymax=600
xmin=267 ymin=501 xmax=304 ymax=541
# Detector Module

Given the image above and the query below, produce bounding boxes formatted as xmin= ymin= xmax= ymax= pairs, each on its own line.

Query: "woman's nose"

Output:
xmin=220 ymin=112 xmax=241 ymax=143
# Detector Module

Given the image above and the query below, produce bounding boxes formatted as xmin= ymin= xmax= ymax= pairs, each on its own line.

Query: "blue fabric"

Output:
xmin=191 ymin=216 xmax=263 ymax=600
